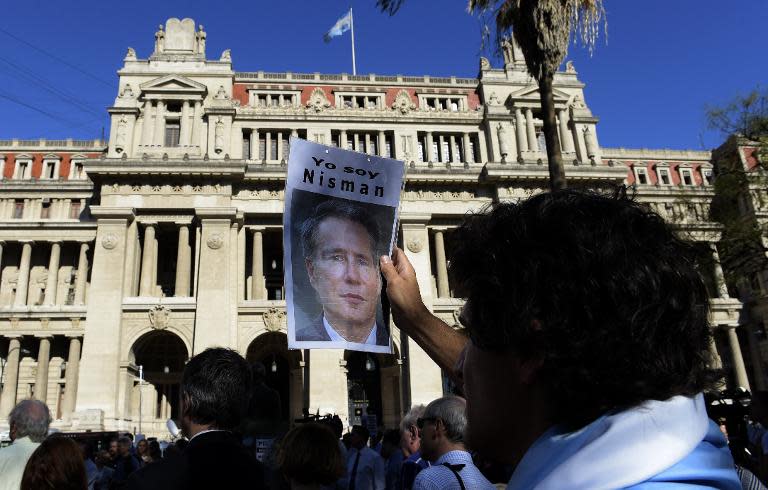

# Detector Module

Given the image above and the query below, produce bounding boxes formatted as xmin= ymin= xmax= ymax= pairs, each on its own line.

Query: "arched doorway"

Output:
xmin=246 ymin=332 xmax=303 ymax=423
xmin=130 ymin=331 xmax=188 ymax=434
xmin=346 ymin=348 xmax=402 ymax=431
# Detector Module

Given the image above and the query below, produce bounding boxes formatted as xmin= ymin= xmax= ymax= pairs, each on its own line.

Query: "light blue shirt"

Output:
xmin=323 ymin=315 xmax=378 ymax=345
xmin=347 ymin=446 xmax=385 ymax=490
xmin=412 ymin=450 xmax=495 ymax=490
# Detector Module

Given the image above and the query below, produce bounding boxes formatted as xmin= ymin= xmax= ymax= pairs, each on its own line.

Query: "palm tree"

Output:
xmin=378 ymin=0 xmax=605 ymax=191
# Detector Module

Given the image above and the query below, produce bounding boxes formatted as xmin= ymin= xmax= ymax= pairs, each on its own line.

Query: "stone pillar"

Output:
xmin=365 ymin=133 xmax=372 ymax=155
xmin=353 ymin=133 xmax=360 ymax=152
xmin=265 ymin=132 xmax=272 ymax=161
xmin=61 ymin=336 xmax=81 ymax=419
xmin=426 ymin=132 xmax=434 ymax=163
xmin=251 ymin=229 xmax=265 ymax=300
xmin=43 ymin=241 xmax=61 ymax=306
xmin=710 ymin=243 xmax=730 ymax=299
xmin=249 ymin=129 xmax=258 ymax=160
xmin=515 ymin=108 xmax=528 ymax=153
xmin=708 ymin=331 xmax=723 ymax=370
xmin=139 ymin=224 xmax=156 ymax=296
xmin=74 ymin=242 xmax=89 ymax=305
xmin=141 ymin=100 xmax=154 ymax=147
xmin=15 ymin=241 xmax=32 ymax=307
xmin=0 ymin=337 xmax=22 ymax=417
xmin=525 ymin=108 xmax=538 ymax=152
xmin=378 ymin=131 xmax=387 ymax=157
xmin=153 ymin=100 xmax=165 ymax=147
xmin=174 ymin=224 xmax=191 ymax=297
xmin=34 ymin=336 xmax=51 ymax=402
xmin=340 ymin=130 xmax=348 ymax=150
xmin=462 ymin=133 xmax=471 ymax=164
xmin=478 ymin=131 xmax=488 ymax=163
xmin=192 ymin=101 xmax=202 ymax=149
xmin=726 ymin=325 xmax=751 ymax=390
xmin=558 ymin=109 xmax=575 ymax=153
xmin=438 ymin=135 xmax=446 ymax=163
xmin=449 ymin=135 xmax=457 ymax=163
xmin=277 ymin=132 xmax=284 ymax=162
xmin=434 ymin=231 xmax=450 ymax=298
xmin=179 ymin=101 xmax=191 ymax=146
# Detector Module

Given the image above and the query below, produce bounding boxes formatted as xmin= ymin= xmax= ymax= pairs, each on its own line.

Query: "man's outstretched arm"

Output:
xmin=380 ymin=247 xmax=467 ymax=384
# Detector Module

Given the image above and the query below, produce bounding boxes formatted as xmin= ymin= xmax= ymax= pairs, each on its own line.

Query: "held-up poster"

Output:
xmin=284 ymin=137 xmax=404 ymax=354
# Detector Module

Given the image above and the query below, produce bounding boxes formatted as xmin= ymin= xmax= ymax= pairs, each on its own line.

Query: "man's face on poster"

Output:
xmin=306 ymin=216 xmax=380 ymax=330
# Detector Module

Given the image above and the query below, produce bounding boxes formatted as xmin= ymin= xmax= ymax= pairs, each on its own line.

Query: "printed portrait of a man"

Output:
xmin=295 ymin=199 xmax=389 ymax=346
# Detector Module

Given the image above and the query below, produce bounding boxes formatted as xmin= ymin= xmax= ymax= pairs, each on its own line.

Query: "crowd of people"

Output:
xmin=4 ymin=189 xmax=768 ymax=489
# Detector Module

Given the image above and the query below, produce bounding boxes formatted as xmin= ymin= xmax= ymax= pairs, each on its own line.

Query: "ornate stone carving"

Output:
xmin=452 ymin=309 xmax=462 ymax=328
xmin=479 ymin=57 xmax=491 ymax=71
xmin=263 ymin=308 xmax=286 ymax=332
xmin=306 ymin=87 xmax=331 ymax=113
xmin=118 ymin=84 xmax=135 ymax=98
xmin=488 ymin=92 xmax=500 ymax=105
xmin=196 ymin=25 xmax=206 ymax=55
xmin=214 ymin=86 xmax=229 ymax=100
xmin=406 ymin=237 xmax=423 ymax=253
xmin=391 ymin=90 xmax=416 ymax=115
xmin=154 ymin=24 xmax=165 ymax=53
xmin=566 ymin=60 xmax=576 ymax=73
xmin=125 ymin=48 xmax=137 ymax=60
xmin=101 ymin=234 xmax=118 ymax=250
xmin=114 ymin=116 xmax=127 ymax=153
xmin=214 ymin=117 xmax=224 ymax=153
xmin=220 ymin=49 xmax=231 ymax=62
xmin=497 ymin=123 xmax=510 ymax=162
xmin=206 ymin=233 xmax=224 ymax=249
xmin=148 ymin=305 xmax=171 ymax=330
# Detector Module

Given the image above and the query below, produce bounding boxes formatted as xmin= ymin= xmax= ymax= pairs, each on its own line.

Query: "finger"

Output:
xmin=392 ymin=247 xmax=413 ymax=275
xmin=380 ymin=254 xmax=398 ymax=283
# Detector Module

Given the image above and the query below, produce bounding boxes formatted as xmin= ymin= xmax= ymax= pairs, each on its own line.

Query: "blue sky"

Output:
xmin=1 ymin=0 xmax=765 ymax=150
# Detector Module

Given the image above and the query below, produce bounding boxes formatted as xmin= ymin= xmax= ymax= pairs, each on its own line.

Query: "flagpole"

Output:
xmin=350 ymin=7 xmax=357 ymax=75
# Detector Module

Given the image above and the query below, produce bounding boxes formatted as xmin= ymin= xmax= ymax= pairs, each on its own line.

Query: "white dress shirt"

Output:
xmin=323 ymin=316 xmax=378 ymax=345
xmin=0 ymin=436 xmax=40 ymax=490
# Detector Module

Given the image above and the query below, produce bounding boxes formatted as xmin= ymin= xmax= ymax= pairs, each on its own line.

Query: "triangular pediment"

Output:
xmin=507 ymin=86 xmax=571 ymax=102
xmin=140 ymin=75 xmax=208 ymax=95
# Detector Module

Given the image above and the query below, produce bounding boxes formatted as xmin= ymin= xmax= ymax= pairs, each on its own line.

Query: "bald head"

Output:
xmin=9 ymin=399 xmax=51 ymax=442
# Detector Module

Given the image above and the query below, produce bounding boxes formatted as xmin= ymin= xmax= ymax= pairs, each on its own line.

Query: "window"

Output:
xmin=40 ymin=201 xmax=50 ymax=219
xmin=657 ymin=168 xmax=671 ymax=185
xmin=702 ymin=168 xmax=713 ymax=185
xmin=441 ymin=141 xmax=450 ymax=162
xmin=13 ymin=200 xmax=24 ymax=219
xmin=165 ymin=123 xmax=181 ymax=147
xmin=417 ymin=142 xmax=424 ymax=162
xmin=431 ymin=142 xmax=439 ymax=162
xmin=69 ymin=201 xmax=81 ymax=219
xmin=242 ymin=130 xmax=251 ymax=159
xmin=634 ymin=167 xmax=649 ymax=185
xmin=270 ymin=137 xmax=278 ymax=161
xmin=680 ymin=168 xmax=694 ymax=186
xmin=43 ymin=161 xmax=57 ymax=179
xmin=71 ymin=161 xmax=85 ymax=180
xmin=14 ymin=160 xmax=30 ymax=180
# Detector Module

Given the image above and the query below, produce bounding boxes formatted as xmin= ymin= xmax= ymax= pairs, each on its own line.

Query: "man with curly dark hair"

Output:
xmin=380 ymin=190 xmax=741 ymax=489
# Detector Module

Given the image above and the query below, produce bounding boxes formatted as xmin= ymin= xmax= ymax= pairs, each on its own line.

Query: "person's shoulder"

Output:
xmin=295 ymin=316 xmax=329 ymax=341
xmin=125 ymin=454 xmax=187 ymax=490
xmin=412 ymin=467 xmax=443 ymax=490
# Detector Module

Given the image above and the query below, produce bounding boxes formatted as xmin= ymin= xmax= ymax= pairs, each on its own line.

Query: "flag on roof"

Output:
xmin=324 ymin=10 xmax=352 ymax=43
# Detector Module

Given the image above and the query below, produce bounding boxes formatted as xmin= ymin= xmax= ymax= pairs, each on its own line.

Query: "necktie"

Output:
xmin=349 ymin=450 xmax=362 ymax=490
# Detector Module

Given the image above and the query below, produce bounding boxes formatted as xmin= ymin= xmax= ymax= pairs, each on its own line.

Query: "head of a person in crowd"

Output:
xmin=277 ymin=423 xmax=345 ymax=489
xmin=21 ymin=436 xmax=88 ymax=490
xmin=148 ymin=440 xmax=162 ymax=461
xmin=399 ymin=404 xmax=426 ymax=457
xmin=349 ymin=425 xmax=370 ymax=451
xmin=8 ymin=399 xmax=51 ymax=443
xmin=117 ymin=437 xmax=133 ymax=458
xmin=180 ymin=347 xmax=253 ymax=438
xmin=95 ymin=450 xmax=111 ymax=468
xmin=136 ymin=438 xmax=148 ymax=457
xmin=301 ymin=200 xmax=383 ymax=335
xmin=380 ymin=429 xmax=402 ymax=460
xmin=252 ymin=361 xmax=267 ymax=385
xmin=449 ymin=190 xmax=718 ymax=463
xmin=417 ymin=396 xmax=467 ymax=463
xmin=108 ymin=437 xmax=119 ymax=460
xmin=341 ymin=432 xmax=353 ymax=450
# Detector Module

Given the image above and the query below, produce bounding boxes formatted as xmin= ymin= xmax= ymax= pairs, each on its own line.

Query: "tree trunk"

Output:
xmin=538 ymin=74 xmax=566 ymax=190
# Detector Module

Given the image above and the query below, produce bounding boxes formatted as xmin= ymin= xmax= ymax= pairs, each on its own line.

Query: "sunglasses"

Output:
xmin=416 ymin=417 xmax=438 ymax=429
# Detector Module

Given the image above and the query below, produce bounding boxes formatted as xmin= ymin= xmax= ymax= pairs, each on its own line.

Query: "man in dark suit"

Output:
xmin=126 ymin=348 xmax=265 ymax=490
xmin=295 ymin=199 xmax=389 ymax=347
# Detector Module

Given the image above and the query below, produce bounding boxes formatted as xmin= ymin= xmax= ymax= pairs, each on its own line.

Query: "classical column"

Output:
xmin=708 ymin=331 xmax=723 ymax=370
xmin=34 ymin=336 xmax=51 ymax=402
xmin=266 ymin=132 xmax=272 ymax=161
xmin=434 ymin=231 xmax=450 ymax=298
xmin=139 ymin=224 xmax=156 ymax=296
xmin=14 ymin=241 xmax=32 ymax=307
xmin=515 ymin=108 xmax=528 ymax=153
xmin=438 ymin=135 xmax=446 ymax=163
xmin=378 ymin=131 xmax=387 ymax=157
xmin=558 ymin=109 xmax=575 ymax=153
xmin=174 ymin=225 xmax=191 ymax=297
xmin=0 ymin=337 xmax=22 ymax=416
xmin=425 ymin=132 xmax=434 ymax=163
xmin=726 ymin=325 xmax=751 ymax=390
xmin=710 ymin=243 xmax=730 ymax=299
xmin=364 ymin=133 xmax=372 ymax=155
xmin=525 ymin=108 xmax=538 ymax=152
xmin=277 ymin=132 xmax=284 ymax=162
xmin=251 ymin=229 xmax=265 ymax=300
xmin=61 ymin=336 xmax=80 ymax=419
xmin=192 ymin=101 xmax=202 ymax=148
xmin=340 ymin=130 xmax=348 ymax=150
xmin=249 ymin=129 xmax=258 ymax=160
xmin=462 ymin=133 xmax=471 ymax=164
xmin=43 ymin=241 xmax=61 ymax=306
xmin=153 ymin=101 xmax=165 ymax=147
xmin=73 ymin=242 xmax=89 ymax=305
xmin=449 ymin=135 xmax=457 ymax=163
xmin=141 ymin=100 xmax=154 ymax=147
xmin=179 ymin=101 xmax=191 ymax=146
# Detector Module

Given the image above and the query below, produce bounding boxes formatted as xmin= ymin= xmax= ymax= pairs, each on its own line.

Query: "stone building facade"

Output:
xmin=0 ymin=18 xmax=758 ymax=437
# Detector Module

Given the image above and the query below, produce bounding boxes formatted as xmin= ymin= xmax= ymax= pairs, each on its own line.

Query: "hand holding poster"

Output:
xmin=284 ymin=138 xmax=405 ymax=353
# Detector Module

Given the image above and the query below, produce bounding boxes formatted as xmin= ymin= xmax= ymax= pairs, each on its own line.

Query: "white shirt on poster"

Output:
xmin=323 ymin=316 xmax=378 ymax=345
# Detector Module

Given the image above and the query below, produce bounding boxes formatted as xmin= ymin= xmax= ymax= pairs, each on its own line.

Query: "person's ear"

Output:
xmin=306 ymin=257 xmax=316 ymax=286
